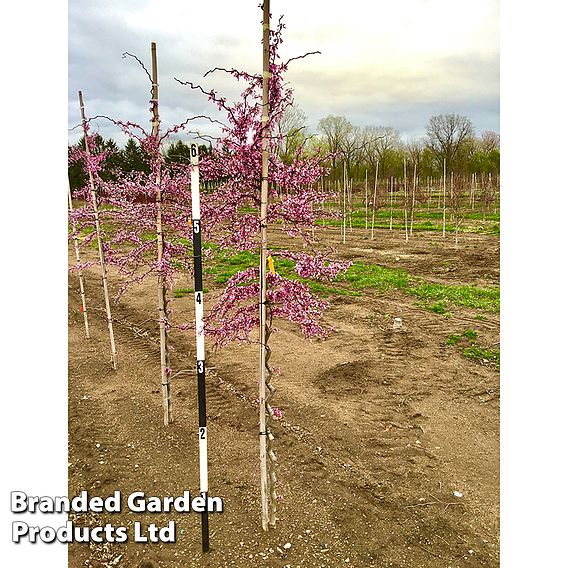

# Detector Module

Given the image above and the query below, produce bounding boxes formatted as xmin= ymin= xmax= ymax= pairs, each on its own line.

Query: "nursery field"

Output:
xmin=68 ymin=225 xmax=499 ymax=568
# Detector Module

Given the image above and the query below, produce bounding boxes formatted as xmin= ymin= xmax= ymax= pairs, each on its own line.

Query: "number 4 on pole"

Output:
xmin=190 ymin=142 xmax=210 ymax=553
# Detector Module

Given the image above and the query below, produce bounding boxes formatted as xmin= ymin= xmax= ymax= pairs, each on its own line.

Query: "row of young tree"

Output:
xmin=69 ymin=9 xmax=350 ymax=537
xmin=306 ymin=113 xmax=499 ymax=181
xmin=69 ymin=113 xmax=499 ymax=189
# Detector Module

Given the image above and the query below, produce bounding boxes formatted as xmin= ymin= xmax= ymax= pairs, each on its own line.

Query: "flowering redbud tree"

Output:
xmin=69 ymin=48 xmax=219 ymax=424
xmin=176 ymin=10 xmax=350 ymax=529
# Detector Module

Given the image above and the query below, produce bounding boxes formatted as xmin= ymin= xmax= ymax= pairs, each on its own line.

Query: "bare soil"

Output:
xmin=68 ymin=226 xmax=499 ymax=567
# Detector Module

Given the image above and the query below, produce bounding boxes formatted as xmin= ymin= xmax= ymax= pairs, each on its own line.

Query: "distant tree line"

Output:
xmin=69 ymin=112 xmax=499 ymax=190
xmin=280 ymin=110 xmax=499 ymax=182
xmin=68 ymin=136 xmax=212 ymax=190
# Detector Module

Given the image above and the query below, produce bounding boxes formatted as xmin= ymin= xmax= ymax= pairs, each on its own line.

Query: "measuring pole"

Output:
xmin=68 ymin=181 xmax=90 ymax=339
xmin=78 ymin=91 xmax=118 ymax=369
xmin=190 ymin=142 xmax=210 ymax=552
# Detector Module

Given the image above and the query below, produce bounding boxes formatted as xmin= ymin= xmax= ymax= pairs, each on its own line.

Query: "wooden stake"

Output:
xmin=442 ymin=158 xmax=447 ymax=238
xmin=410 ymin=162 xmax=417 ymax=237
xmin=403 ymin=158 xmax=409 ymax=242
xmin=371 ymin=162 xmax=378 ymax=240
xmin=389 ymin=176 xmax=394 ymax=230
xmin=68 ymin=182 xmax=90 ymax=339
xmin=78 ymin=91 xmax=117 ymax=369
xmin=451 ymin=172 xmax=459 ymax=246
xmin=348 ymin=178 xmax=353 ymax=233
xmin=150 ymin=42 xmax=172 ymax=426
xmin=342 ymin=162 xmax=347 ymax=244
xmin=258 ymin=0 xmax=276 ymax=531
xmin=364 ymin=169 xmax=368 ymax=231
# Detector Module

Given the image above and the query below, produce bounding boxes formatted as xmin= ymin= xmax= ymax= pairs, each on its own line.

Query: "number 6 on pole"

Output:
xmin=190 ymin=142 xmax=210 ymax=553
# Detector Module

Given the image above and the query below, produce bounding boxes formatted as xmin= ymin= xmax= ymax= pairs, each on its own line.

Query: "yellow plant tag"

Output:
xmin=267 ymin=255 xmax=276 ymax=275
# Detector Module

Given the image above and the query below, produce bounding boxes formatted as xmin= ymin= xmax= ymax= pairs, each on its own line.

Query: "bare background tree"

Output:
xmin=277 ymin=104 xmax=308 ymax=165
xmin=426 ymin=113 xmax=475 ymax=173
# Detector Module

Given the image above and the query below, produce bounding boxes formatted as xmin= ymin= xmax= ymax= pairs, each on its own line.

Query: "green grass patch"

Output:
xmin=338 ymin=262 xmax=409 ymax=292
xmin=408 ymin=282 xmax=499 ymax=313
xmin=425 ymin=299 xmax=451 ymax=315
xmin=173 ymin=287 xmax=209 ymax=298
xmin=195 ymin=249 xmax=498 ymax=315
xmin=463 ymin=344 xmax=500 ymax=366
xmin=446 ymin=333 xmax=462 ymax=346
xmin=446 ymin=330 xmax=499 ymax=367
xmin=462 ymin=329 xmax=478 ymax=341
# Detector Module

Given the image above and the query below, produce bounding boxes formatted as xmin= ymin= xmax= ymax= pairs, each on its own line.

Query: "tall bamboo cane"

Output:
xmin=150 ymin=42 xmax=172 ymax=426
xmin=389 ymin=176 xmax=394 ymax=230
xmin=68 ymin=182 xmax=90 ymax=339
xmin=342 ymin=162 xmax=347 ymax=244
xmin=442 ymin=158 xmax=447 ymax=238
xmin=190 ymin=142 xmax=210 ymax=552
xmin=78 ymin=91 xmax=117 ymax=369
xmin=403 ymin=158 xmax=409 ymax=242
xmin=410 ymin=162 xmax=417 ymax=237
xmin=364 ymin=169 xmax=368 ymax=231
xmin=371 ymin=162 xmax=378 ymax=240
xmin=347 ymin=178 xmax=353 ymax=233
xmin=258 ymin=0 xmax=276 ymax=531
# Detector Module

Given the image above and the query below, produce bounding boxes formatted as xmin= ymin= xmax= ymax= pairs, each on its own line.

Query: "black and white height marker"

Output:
xmin=190 ymin=142 xmax=210 ymax=553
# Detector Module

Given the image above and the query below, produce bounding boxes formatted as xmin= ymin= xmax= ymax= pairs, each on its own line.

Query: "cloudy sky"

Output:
xmin=70 ymin=0 xmax=499 ymax=145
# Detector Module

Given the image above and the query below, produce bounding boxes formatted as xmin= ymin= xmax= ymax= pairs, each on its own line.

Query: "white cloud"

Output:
xmin=68 ymin=0 xmax=499 ymax=145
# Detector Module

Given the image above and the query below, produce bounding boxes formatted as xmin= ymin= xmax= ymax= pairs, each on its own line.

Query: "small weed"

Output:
xmin=173 ymin=287 xmax=209 ymax=298
xmin=429 ymin=300 xmax=450 ymax=315
xmin=462 ymin=329 xmax=478 ymax=341
xmin=173 ymin=287 xmax=193 ymax=298
xmin=446 ymin=330 xmax=499 ymax=368
xmin=446 ymin=334 xmax=461 ymax=346
xmin=463 ymin=344 xmax=500 ymax=366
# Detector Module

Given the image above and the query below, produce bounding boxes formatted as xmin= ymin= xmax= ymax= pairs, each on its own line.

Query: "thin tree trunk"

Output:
xmin=342 ymin=162 xmax=347 ymax=244
xmin=410 ymin=162 xmax=417 ymax=237
xmin=451 ymin=172 xmax=459 ymax=246
xmin=78 ymin=91 xmax=117 ymax=369
xmin=442 ymin=159 xmax=447 ymax=238
xmin=68 ymin=182 xmax=90 ymax=339
xmin=347 ymin=179 xmax=353 ymax=233
xmin=389 ymin=176 xmax=394 ymax=230
xmin=150 ymin=43 xmax=172 ymax=426
xmin=403 ymin=159 xmax=409 ymax=242
xmin=371 ymin=162 xmax=378 ymax=240
xmin=489 ymin=172 xmax=494 ymax=215
xmin=258 ymin=0 xmax=276 ymax=531
xmin=365 ymin=169 xmax=368 ymax=231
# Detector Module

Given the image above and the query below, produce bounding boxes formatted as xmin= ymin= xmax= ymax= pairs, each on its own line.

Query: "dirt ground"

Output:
xmin=68 ymin=226 xmax=499 ymax=567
